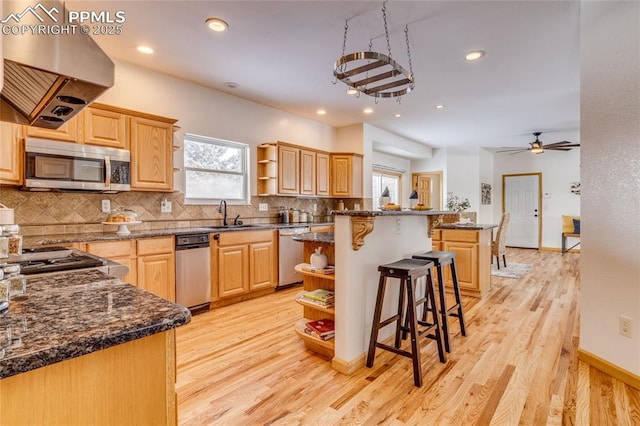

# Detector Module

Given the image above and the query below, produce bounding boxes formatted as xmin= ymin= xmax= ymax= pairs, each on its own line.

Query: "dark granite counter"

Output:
xmin=293 ymin=232 xmax=334 ymax=244
xmin=23 ymin=222 xmax=334 ymax=246
xmin=333 ymin=210 xmax=450 ymax=217
xmin=0 ymin=270 xmax=191 ymax=379
xmin=437 ymin=223 xmax=498 ymax=230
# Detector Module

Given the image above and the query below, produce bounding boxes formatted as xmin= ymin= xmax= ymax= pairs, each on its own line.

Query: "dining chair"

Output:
xmin=492 ymin=212 xmax=511 ymax=269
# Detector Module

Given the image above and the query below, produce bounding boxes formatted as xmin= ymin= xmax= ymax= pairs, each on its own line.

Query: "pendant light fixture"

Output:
xmin=333 ymin=1 xmax=415 ymax=99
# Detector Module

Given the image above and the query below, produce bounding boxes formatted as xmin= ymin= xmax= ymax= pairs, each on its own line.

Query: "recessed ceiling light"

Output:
xmin=316 ymin=109 xmax=327 ymax=115
xmin=363 ymin=108 xmax=373 ymax=114
xmin=224 ymin=81 xmax=239 ymax=89
xmin=435 ymin=104 xmax=445 ymax=109
xmin=346 ymin=87 xmax=358 ymax=95
xmin=206 ymin=17 xmax=228 ymax=32
xmin=136 ymin=45 xmax=154 ymax=55
xmin=394 ymin=113 xmax=402 ymax=118
xmin=465 ymin=50 xmax=485 ymax=61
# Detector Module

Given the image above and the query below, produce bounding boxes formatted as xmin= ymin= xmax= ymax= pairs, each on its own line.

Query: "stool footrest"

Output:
xmin=379 ymin=315 xmax=401 ymax=329
xmin=375 ymin=343 xmax=414 ymax=359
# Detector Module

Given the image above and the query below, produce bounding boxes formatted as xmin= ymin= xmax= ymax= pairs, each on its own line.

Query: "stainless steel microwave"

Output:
xmin=24 ymin=138 xmax=131 ymax=192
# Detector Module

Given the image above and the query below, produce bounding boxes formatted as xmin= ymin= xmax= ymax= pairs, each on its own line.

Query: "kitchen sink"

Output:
xmin=207 ymin=224 xmax=267 ymax=231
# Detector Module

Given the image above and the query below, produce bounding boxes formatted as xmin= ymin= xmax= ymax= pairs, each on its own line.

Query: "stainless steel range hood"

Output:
xmin=1 ymin=1 xmax=115 ymax=129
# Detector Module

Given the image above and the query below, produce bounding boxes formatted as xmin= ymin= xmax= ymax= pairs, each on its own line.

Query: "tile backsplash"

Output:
xmin=0 ymin=187 xmax=365 ymax=236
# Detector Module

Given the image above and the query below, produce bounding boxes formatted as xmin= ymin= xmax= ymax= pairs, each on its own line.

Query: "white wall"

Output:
xmin=493 ymin=148 xmax=580 ymax=248
xmin=580 ymin=1 xmax=640 ymax=375
xmin=446 ymin=148 xmax=481 ymax=214
xmin=96 ymin=59 xmax=336 ymax=195
xmin=478 ymin=148 xmax=495 ymax=224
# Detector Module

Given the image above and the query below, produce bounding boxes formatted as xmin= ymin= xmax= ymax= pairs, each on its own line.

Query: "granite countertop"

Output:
xmin=437 ymin=223 xmax=498 ymax=230
xmin=23 ymin=222 xmax=334 ymax=246
xmin=0 ymin=270 xmax=191 ymax=379
xmin=332 ymin=210 xmax=451 ymax=217
xmin=292 ymin=232 xmax=334 ymax=244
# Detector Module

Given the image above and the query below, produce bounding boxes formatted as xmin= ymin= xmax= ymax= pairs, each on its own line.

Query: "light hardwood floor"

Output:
xmin=176 ymin=248 xmax=640 ymax=425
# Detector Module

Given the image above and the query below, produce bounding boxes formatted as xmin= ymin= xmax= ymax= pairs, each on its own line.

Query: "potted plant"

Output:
xmin=446 ymin=192 xmax=471 ymax=222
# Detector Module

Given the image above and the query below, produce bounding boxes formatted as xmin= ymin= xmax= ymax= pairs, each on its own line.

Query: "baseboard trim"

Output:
xmin=540 ymin=246 xmax=581 ymax=253
xmin=332 ymin=353 xmax=366 ymax=375
xmin=578 ymin=348 xmax=640 ymax=390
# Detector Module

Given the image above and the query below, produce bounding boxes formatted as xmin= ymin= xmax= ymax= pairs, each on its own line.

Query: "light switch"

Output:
xmin=259 ymin=203 xmax=268 ymax=211
xmin=101 ymin=199 xmax=110 ymax=213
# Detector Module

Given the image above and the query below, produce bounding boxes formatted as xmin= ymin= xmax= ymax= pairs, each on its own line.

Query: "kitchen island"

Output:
xmin=0 ymin=269 xmax=190 ymax=425
xmin=297 ymin=210 xmax=450 ymax=375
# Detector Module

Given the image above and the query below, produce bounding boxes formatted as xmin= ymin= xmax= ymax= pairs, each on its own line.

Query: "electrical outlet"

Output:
xmin=101 ymin=199 xmax=111 ymax=213
xmin=161 ymin=199 xmax=172 ymax=213
xmin=259 ymin=203 xmax=268 ymax=211
xmin=620 ymin=315 xmax=632 ymax=338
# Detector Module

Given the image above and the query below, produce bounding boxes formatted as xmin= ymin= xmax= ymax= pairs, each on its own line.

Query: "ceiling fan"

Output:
xmin=497 ymin=132 xmax=580 ymax=155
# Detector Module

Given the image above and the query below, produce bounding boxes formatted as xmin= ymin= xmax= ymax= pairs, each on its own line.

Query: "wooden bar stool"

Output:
xmin=366 ymin=258 xmax=446 ymax=387
xmin=411 ymin=251 xmax=467 ymax=353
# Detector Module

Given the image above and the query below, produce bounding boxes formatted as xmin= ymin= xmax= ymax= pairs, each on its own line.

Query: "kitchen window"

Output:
xmin=372 ymin=170 xmax=401 ymax=210
xmin=183 ymin=134 xmax=249 ymax=204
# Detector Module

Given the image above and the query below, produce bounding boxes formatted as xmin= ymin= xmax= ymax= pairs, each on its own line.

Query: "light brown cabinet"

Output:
xmin=278 ymin=145 xmax=300 ymax=194
xmin=316 ymin=152 xmax=330 ymax=196
xmin=0 ymin=122 xmax=23 ymax=185
xmin=300 ymin=149 xmax=317 ymax=196
xmin=330 ymin=153 xmax=363 ymax=198
xmin=85 ymin=240 xmax=137 ymax=285
xmin=137 ymin=237 xmax=176 ymax=302
xmin=24 ymin=116 xmax=80 ymax=142
xmin=130 ymin=116 xmax=174 ymax=191
xmin=83 ymin=106 xmax=128 ymax=149
xmin=257 ymin=142 xmax=332 ymax=197
xmin=435 ymin=228 xmax=492 ymax=297
xmin=211 ymin=229 xmax=277 ymax=307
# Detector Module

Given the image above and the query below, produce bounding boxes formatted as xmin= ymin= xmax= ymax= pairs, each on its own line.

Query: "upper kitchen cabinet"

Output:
xmin=256 ymin=142 xmax=331 ymax=197
xmin=24 ymin=114 xmax=80 ymax=142
xmin=83 ymin=104 xmax=128 ymax=149
xmin=278 ymin=145 xmax=300 ymax=194
xmin=316 ymin=152 xmax=330 ymax=197
xmin=330 ymin=153 xmax=363 ymax=198
xmin=0 ymin=122 xmax=23 ymax=185
xmin=130 ymin=115 xmax=176 ymax=192
xmin=300 ymin=149 xmax=317 ymax=196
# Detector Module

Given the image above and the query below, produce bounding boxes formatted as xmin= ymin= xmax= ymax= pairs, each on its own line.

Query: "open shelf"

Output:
xmin=294 ymin=318 xmax=334 ymax=358
xmin=294 ymin=264 xmax=335 ymax=280
xmin=295 ymin=292 xmax=335 ymax=314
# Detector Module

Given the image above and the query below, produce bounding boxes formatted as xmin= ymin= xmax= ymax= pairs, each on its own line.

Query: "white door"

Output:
xmin=503 ymin=174 xmax=541 ymax=248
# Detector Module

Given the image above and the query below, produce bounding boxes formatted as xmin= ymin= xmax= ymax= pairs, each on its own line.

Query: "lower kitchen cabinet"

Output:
xmin=0 ymin=331 xmax=177 ymax=425
xmin=435 ymin=228 xmax=492 ymax=297
xmin=211 ymin=229 xmax=277 ymax=307
xmin=137 ymin=237 xmax=176 ymax=302
xmin=85 ymin=240 xmax=137 ymax=285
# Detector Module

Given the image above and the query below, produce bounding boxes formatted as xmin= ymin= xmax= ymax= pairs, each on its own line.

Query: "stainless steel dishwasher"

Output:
xmin=175 ymin=233 xmax=211 ymax=314
xmin=278 ymin=226 xmax=310 ymax=288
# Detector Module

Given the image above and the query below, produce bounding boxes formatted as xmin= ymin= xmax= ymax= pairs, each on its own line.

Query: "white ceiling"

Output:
xmin=73 ymin=0 xmax=581 ymax=151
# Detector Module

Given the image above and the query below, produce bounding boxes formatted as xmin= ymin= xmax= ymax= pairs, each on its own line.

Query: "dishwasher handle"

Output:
xmin=175 ymin=243 xmax=210 ymax=251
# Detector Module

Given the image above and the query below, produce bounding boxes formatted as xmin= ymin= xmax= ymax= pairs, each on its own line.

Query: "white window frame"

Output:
xmin=372 ymin=169 xmax=402 ymax=210
xmin=183 ymin=134 xmax=250 ymax=205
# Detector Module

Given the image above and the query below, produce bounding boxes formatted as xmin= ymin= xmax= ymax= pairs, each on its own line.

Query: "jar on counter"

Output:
xmin=2 ymin=224 xmax=22 ymax=255
xmin=0 ymin=236 xmax=8 ymax=259
xmin=279 ymin=206 xmax=289 ymax=224
xmin=299 ymin=210 xmax=307 ymax=223
xmin=1 ymin=264 xmax=25 ymax=301
xmin=289 ymin=208 xmax=299 ymax=223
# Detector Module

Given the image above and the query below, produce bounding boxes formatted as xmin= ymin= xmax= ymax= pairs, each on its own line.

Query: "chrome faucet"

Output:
xmin=218 ymin=200 xmax=228 ymax=226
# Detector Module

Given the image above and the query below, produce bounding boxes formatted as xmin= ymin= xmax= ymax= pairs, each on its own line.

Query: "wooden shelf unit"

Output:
xmin=257 ymin=143 xmax=278 ymax=195
xmin=294 ymin=240 xmax=335 ymax=359
xmin=294 ymin=318 xmax=335 ymax=358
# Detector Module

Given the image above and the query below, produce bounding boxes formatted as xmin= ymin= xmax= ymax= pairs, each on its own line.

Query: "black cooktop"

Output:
xmin=17 ymin=253 xmax=106 ymax=275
